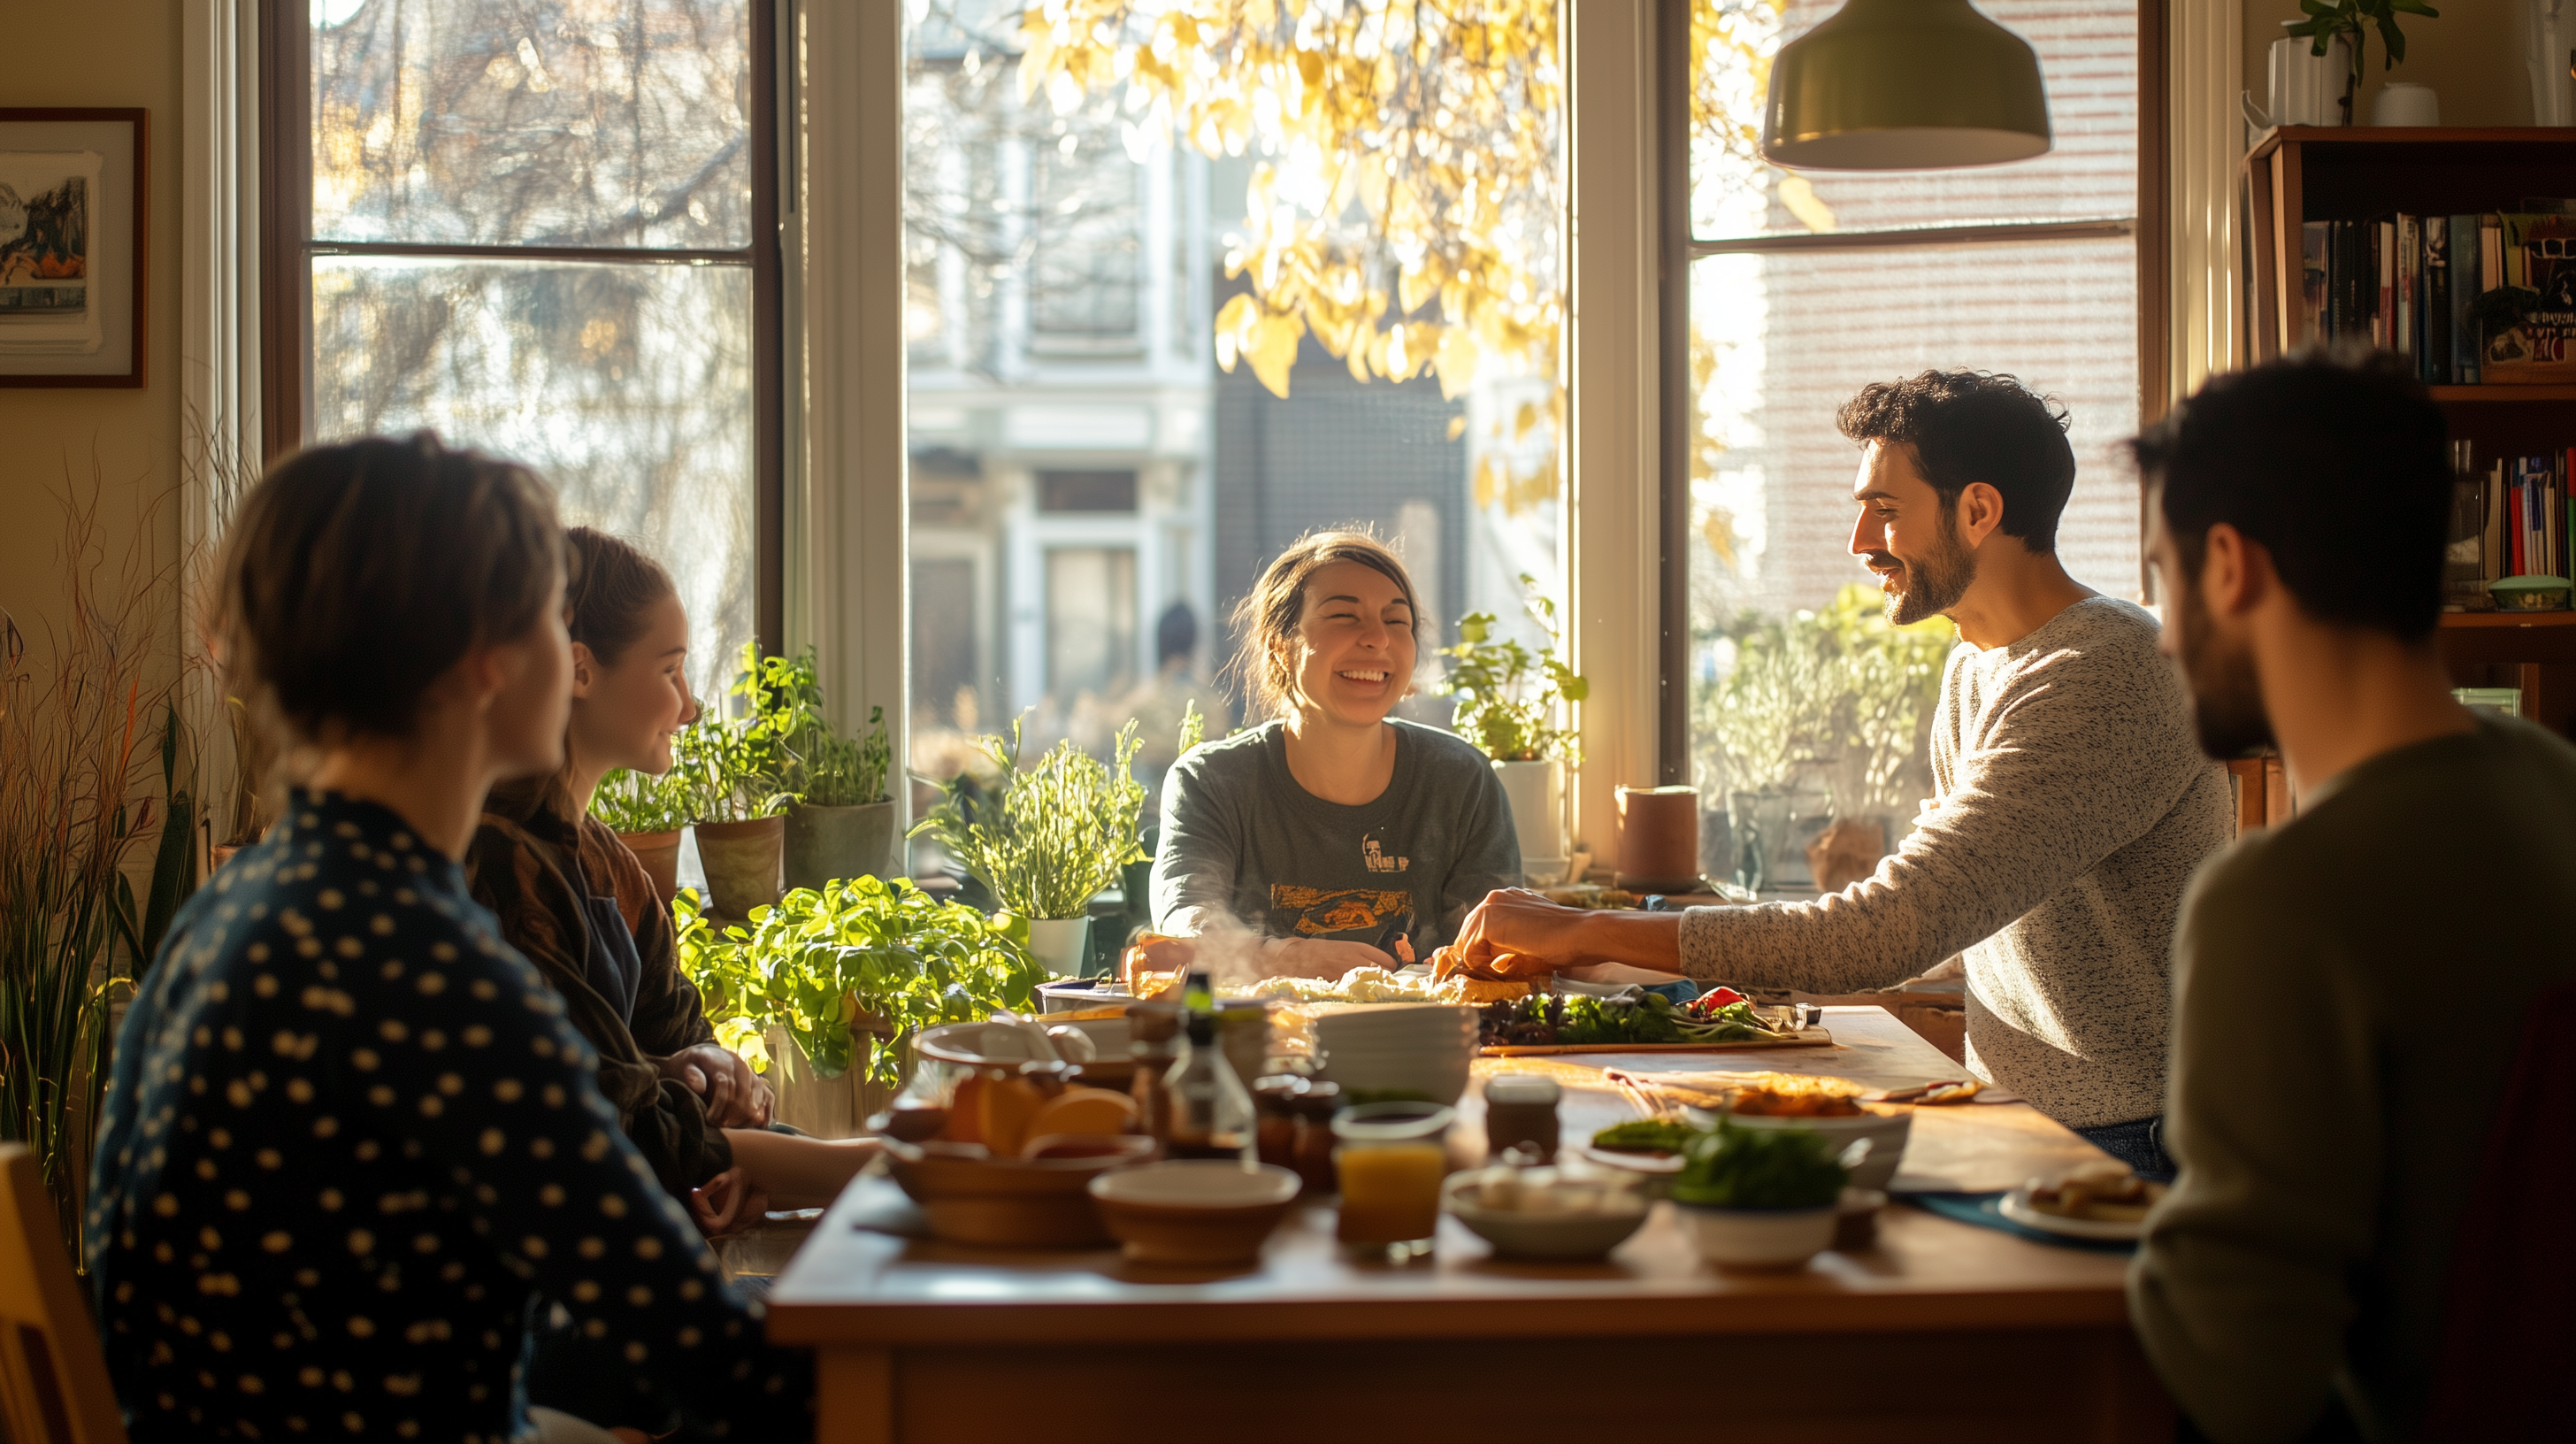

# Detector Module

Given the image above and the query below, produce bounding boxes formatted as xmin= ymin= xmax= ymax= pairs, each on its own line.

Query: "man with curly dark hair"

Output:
xmin=1449 ymin=371 xmax=2231 ymax=1178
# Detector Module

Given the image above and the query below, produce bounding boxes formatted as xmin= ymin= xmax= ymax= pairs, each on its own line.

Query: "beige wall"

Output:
xmin=2243 ymin=0 xmax=2535 ymax=128
xmin=1 ymin=1 xmax=185 ymax=663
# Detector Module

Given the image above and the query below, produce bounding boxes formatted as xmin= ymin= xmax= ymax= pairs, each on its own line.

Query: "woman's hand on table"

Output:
xmin=1442 ymin=888 xmax=1685 ymax=978
xmin=660 ymin=1042 xmax=773 ymax=1127
xmin=686 ymin=1165 xmax=770 ymax=1237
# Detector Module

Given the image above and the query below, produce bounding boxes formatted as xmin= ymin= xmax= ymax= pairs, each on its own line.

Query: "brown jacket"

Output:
xmin=465 ymin=790 xmax=729 ymax=1196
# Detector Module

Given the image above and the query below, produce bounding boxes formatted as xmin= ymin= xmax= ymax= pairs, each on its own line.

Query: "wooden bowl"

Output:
xmin=1087 ymin=1161 xmax=1301 ymax=1267
xmin=882 ymin=1135 xmax=1152 ymax=1248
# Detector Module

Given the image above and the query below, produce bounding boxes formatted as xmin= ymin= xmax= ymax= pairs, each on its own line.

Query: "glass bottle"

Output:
xmin=1165 ymin=1011 xmax=1256 ymax=1163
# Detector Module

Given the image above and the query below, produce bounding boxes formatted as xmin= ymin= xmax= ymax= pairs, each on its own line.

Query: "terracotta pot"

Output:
xmin=782 ymin=799 xmax=897 ymax=894
xmin=617 ymin=827 xmax=685 ymax=904
xmin=693 ymin=816 xmax=785 ymax=918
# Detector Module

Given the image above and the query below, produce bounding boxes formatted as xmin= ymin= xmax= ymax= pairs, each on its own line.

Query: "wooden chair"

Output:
xmin=0 ymin=1144 xmax=126 ymax=1444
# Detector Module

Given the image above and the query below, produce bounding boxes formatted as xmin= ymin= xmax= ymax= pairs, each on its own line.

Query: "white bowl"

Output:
xmin=1681 ymin=1107 xmax=1912 ymax=1191
xmin=1674 ymin=1202 xmax=1838 ymax=1271
xmin=1320 ymin=1056 xmax=1472 ymax=1105
xmin=1445 ymin=1176 xmax=1648 ymax=1260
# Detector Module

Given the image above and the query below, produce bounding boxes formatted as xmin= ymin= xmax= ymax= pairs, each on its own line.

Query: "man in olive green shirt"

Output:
xmin=2126 ymin=350 xmax=2576 ymax=1442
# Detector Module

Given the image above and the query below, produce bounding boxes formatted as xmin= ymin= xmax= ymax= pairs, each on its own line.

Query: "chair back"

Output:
xmin=0 ymin=1145 xmax=126 ymax=1444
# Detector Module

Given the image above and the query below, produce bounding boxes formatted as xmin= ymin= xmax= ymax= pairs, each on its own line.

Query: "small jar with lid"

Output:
xmin=1251 ymin=1073 xmax=1311 ymax=1171
xmin=1482 ymin=1073 xmax=1561 ymax=1164
xmin=1287 ymin=1080 xmax=1344 ymax=1194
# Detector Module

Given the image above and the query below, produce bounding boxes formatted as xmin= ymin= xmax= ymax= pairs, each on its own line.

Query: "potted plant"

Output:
xmin=908 ymin=717 xmax=1147 ymax=977
xmin=1668 ymin=1114 xmax=1852 ymax=1272
xmin=589 ymin=765 xmax=694 ymax=902
xmin=1435 ymin=574 xmax=1587 ymax=885
xmin=674 ymin=876 xmax=1042 ymax=1132
xmin=671 ymin=642 xmax=798 ymax=918
xmin=759 ymin=649 xmax=897 ymax=892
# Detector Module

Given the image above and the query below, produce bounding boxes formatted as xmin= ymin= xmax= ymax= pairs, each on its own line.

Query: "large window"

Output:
xmin=901 ymin=0 xmax=1568 ymax=858
xmin=272 ymin=0 xmax=779 ymax=695
xmin=1675 ymin=0 xmax=2146 ymax=892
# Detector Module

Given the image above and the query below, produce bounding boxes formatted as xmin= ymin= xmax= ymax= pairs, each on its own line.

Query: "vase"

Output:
xmin=617 ymin=827 xmax=684 ymax=904
xmin=782 ymin=800 xmax=897 ymax=894
xmin=1024 ymin=915 xmax=1093 ymax=978
xmin=2528 ymin=0 xmax=2576 ymax=127
xmin=1614 ymin=785 xmax=1701 ymax=893
xmin=759 ymin=1024 xmax=893 ymax=1141
xmin=1490 ymin=758 xmax=1566 ymax=886
xmin=693 ymin=816 xmax=785 ymax=918
xmin=1727 ymin=787 xmax=1832 ymax=894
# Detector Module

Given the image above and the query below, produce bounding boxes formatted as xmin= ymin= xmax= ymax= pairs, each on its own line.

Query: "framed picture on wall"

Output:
xmin=0 ymin=109 xmax=148 ymax=388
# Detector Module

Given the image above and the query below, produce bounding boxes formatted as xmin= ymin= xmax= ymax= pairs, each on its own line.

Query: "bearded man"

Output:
xmin=1446 ymin=370 xmax=2232 ymax=1176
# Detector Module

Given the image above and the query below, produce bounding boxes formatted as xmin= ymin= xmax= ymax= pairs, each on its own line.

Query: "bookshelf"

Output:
xmin=2242 ymin=127 xmax=2576 ymax=739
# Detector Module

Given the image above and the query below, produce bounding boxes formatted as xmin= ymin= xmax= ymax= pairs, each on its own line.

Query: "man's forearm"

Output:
xmin=1588 ymin=910 xmax=1683 ymax=969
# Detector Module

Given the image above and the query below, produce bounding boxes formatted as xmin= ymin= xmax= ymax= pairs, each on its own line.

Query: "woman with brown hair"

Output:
xmin=88 ymin=434 xmax=809 ymax=1443
xmin=1150 ymin=529 xmax=1519 ymax=977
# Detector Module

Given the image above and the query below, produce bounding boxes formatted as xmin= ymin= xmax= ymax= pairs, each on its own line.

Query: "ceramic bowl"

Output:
xmin=914 ymin=1018 xmax=1130 ymax=1092
xmin=1443 ymin=1175 xmax=1649 ymax=1261
xmin=1087 ymin=1161 xmax=1302 ymax=1266
xmin=882 ymin=1134 xmax=1153 ymax=1248
xmin=1681 ymin=1106 xmax=1913 ymax=1191
xmin=1674 ymin=1201 xmax=1838 ymax=1271
xmin=2490 ymin=575 xmax=2572 ymax=612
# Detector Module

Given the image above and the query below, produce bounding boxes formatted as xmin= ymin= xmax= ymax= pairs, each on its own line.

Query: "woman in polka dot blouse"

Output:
xmin=88 ymin=435 xmax=812 ymax=1443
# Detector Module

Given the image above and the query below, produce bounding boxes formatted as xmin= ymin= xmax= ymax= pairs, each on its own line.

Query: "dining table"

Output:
xmin=767 ymin=1005 xmax=2175 ymax=1443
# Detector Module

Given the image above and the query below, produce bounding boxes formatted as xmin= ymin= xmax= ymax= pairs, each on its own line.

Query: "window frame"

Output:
xmin=256 ymin=0 xmax=789 ymax=656
xmin=1649 ymin=0 xmax=2170 ymax=780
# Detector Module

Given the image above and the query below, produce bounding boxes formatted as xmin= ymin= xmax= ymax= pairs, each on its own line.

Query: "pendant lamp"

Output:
xmin=1760 ymin=0 xmax=2051 ymax=171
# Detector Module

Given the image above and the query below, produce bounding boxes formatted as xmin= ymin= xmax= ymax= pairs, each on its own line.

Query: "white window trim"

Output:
xmin=2168 ymin=0 xmax=2243 ymax=402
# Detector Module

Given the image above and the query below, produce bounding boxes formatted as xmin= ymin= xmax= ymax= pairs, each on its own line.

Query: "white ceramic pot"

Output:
xmin=1675 ymin=1202 xmax=1839 ymax=1271
xmin=2262 ymin=29 xmax=2352 ymax=128
xmin=1023 ymin=915 xmax=1093 ymax=978
xmin=2528 ymin=0 xmax=2576 ymax=127
xmin=2370 ymin=81 xmax=2438 ymax=127
xmin=1491 ymin=758 xmax=1565 ymax=885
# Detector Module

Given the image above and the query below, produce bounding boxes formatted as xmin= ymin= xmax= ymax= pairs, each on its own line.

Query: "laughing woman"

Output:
xmin=88 ymin=434 xmax=809 ymax=1443
xmin=1151 ymin=530 xmax=1519 ymax=978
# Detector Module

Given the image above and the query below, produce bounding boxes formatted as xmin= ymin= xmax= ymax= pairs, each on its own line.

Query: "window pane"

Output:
xmin=1683 ymin=239 xmax=2139 ymax=888
xmin=904 ymin=4 xmax=1567 ymax=861
xmin=309 ymin=255 xmax=755 ymax=696
xmin=1690 ymin=0 xmax=2136 ymax=240
xmin=310 ymin=0 xmax=753 ymax=250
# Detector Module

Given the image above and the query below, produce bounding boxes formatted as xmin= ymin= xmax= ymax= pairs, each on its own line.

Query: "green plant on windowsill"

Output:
xmin=1437 ymin=572 xmax=1589 ymax=763
xmin=755 ymin=647 xmax=893 ymax=807
xmin=589 ymin=766 xmax=695 ymax=835
xmin=674 ymin=877 xmax=1043 ymax=1085
xmin=670 ymin=641 xmax=799 ymax=825
xmin=908 ymin=717 xmax=1149 ymax=922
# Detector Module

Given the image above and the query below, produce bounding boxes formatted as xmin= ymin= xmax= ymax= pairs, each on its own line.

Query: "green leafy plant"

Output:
xmin=674 ymin=877 xmax=1043 ymax=1085
xmin=1703 ymin=583 xmax=1951 ymax=816
xmin=1668 ymin=1115 xmax=1850 ymax=1210
xmin=2287 ymin=0 xmax=2440 ymax=127
xmin=908 ymin=716 xmax=1148 ymax=921
xmin=755 ymin=648 xmax=893 ymax=809
xmin=667 ymin=641 xmax=799 ymax=824
xmin=1436 ymin=573 xmax=1589 ymax=763
xmin=589 ymin=767 xmax=695 ymax=834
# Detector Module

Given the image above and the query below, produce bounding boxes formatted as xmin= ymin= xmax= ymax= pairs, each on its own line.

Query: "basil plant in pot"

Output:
xmin=1435 ymin=575 xmax=1587 ymax=887
xmin=675 ymin=876 xmax=1042 ymax=1133
xmin=670 ymin=642 xmax=798 ymax=919
xmin=758 ymin=649 xmax=897 ymax=892
xmin=909 ymin=718 xmax=1148 ymax=977
xmin=589 ymin=764 xmax=695 ymax=902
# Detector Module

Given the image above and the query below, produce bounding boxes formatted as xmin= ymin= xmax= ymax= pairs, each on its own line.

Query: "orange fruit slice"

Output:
xmin=944 ymin=1074 xmax=988 ymax=1145
xmin=978 ymin=1076 xmax=1048 ymax=1157
xmin=1024 ymin=1087 xmax=1137 ymax=1146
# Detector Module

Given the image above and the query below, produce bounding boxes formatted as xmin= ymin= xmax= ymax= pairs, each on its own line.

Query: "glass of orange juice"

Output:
xmin=1332 ymin=1102 xmax=1456 ymax=1262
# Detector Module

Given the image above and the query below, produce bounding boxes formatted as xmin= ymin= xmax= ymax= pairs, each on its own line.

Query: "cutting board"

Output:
xmin=1479 ymin=1025 xmax=1833 ymax=1056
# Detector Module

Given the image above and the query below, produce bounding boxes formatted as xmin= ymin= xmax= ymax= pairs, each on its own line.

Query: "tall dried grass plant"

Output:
xmin=0 ymin=468 xmax=193 ymax=1268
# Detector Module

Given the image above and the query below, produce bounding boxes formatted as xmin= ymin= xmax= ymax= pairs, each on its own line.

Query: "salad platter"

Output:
xmin=1476 ymin=987 xmax=1831 ymax=1056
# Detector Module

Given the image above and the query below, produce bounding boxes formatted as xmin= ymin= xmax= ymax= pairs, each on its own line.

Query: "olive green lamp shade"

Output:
xmin=1760 ymin=0 xmax=2051 ymax=171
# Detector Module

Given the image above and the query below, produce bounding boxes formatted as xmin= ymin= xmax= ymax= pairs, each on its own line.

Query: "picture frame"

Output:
xmin=0 ymin=108 xmax=148 ymax=388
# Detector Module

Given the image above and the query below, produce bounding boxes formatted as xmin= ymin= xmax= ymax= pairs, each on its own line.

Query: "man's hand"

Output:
xmin=658 ymin=1043 xmax=772 ymax=1128
xmin=686 ymin=1165 xmax=770 ymax=1237
xmin=1443 ymin=888 xmax=1683 ymax=978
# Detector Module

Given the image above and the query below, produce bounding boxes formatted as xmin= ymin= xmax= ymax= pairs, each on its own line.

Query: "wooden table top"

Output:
xmin=767 ymin=1008 xmax=2130 ymax=1347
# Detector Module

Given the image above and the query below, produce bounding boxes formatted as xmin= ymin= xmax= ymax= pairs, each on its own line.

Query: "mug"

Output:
xmin=2371 ymin=82 xmax=2440 ymax=127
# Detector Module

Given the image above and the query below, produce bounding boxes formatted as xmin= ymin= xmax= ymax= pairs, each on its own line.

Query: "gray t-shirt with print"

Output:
xmin=1151 ymin=719 xmax=1521 ymax=956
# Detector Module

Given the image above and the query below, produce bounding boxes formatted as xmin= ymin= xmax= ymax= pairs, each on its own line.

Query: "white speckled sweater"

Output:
xmin=1679 ymin=597 xmax=2234 ymax=1128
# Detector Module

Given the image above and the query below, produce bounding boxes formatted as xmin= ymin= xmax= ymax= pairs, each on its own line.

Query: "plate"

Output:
xmin=1575 ymin=1143 xmax=1687 ymax=1175
xmin=1998 ymin=1186 xmax=2147 ymax=1241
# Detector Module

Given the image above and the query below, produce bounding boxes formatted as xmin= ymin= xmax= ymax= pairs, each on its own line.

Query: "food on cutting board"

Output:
xmin=1588 ymin=1118 xmax=1698 ymax=1156
xmin=1478 ymin=989 xmax=1798 ymax=1048
xmin=1728 ymin=1087 xmax=1864 ymax=1118
xmin=2028 ymin=1161 xmax=2167 ymax=1222
xmin=1913 ymin=1080 xmax=1982 ymax=1105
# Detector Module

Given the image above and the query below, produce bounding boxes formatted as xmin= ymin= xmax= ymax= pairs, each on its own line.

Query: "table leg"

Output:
xmin=816 ymin=1346 xmax=893 ymax=1444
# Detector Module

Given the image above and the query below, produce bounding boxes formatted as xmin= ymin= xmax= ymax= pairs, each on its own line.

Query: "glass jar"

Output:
xmin=1288 ymin=1080 xmax=1343 ymax=1195
xmin=1332 ymin=1102 xmax=1455 ymax=1261
xmin=1481 ymin=1073 xmax=1561 ymax=1164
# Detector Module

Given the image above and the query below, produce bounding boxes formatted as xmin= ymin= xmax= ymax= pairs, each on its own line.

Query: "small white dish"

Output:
xmin=1999 ymin=1186 xmax=2147 ymax=1241
xmin=1575 ymin=1143 xmax=1687 ymax=1176
xmin=1673 ymin=1201 xmax=1838 ymax=1271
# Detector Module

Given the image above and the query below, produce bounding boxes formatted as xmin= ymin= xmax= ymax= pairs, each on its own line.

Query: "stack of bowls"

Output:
xmin=1313 ymin=1004 xmax=1477 ymax=1105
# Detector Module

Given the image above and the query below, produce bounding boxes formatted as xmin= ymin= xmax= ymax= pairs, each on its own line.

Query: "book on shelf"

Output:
xmin=2473 ymin=448 xmax=2576 ymax=586
xmin=2480 ymin=211 xmax=2576 ymax=384
xmin=2452 ymin=215 xmax=2482 ymax=385
xmin=2300 ymin=204 xmax=2576 ymax=384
